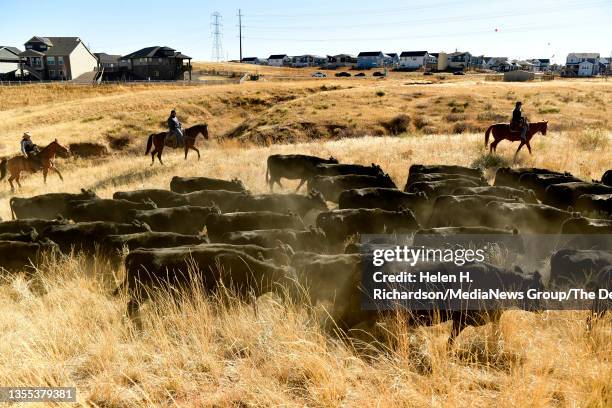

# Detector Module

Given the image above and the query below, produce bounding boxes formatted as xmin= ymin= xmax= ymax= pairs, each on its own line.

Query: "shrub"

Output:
xmin=421 ymin=126 xmax=439 ymax=134
xmin=538 ymin=106 xmax=561 ymax=114
xmin=576 ymin=128 xmax=609 ymax=151
xmin=445 ymin=113 xmax=466 ymax=122
xmin=452 ymin=122 xmax=468 ymax=134
xmin=375 ymin=90 xmax=386 ymax=97
xmin=471 ymin=153 xmax=510 ymax=170
xmin=413 ymin=116 xmax=429 ymax=130
xmin=381 ymin=114 xmax=411 ymax=135
xmin=476 ymin=111 xmax=506 ymax=122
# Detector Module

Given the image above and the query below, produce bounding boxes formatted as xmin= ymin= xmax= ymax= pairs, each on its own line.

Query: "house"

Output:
xmin=357 ymin=51 xmax=385 ymax=69
xmin=565 ymin=53 xmax=600 ymax=76
xmin=268 ymin=54 xmax=290 ymax=66
xmin=325 ymin=54 xmax=357 ymax=69
xmin=399 ymin=51 xmax=429 ymax=70
xmin=0 ymin=46 xmax=21 ymax=78
xmin=531 ymin=58 xmax=550 ymax=72
xmin=290 ymin=55 xmax=326 ymax=68
xmin=485 ymin=57 xmax=510 ymax=72
xmin=120 ymin=46 xmax=192 ymax=80
xmin=18 ymin=36 xmax=97 ymax=80
xmin=515 ymin=60 xmax=535 ymax=72
xmin=94 ymin=53 xmax=121 ymax=72
xmin=241 ymin=57 xmax=260 ymax=64
xmin=384 ymin=53 xmax=399 ymax=67
xmin=470 ymin=55 xmax=485 ymax=69
xmin=447 ymin=51 xmax=472 ymax=70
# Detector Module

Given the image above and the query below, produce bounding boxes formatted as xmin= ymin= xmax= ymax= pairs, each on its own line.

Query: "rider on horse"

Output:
xmin=511 ymin=102 xmax=528 ymax=142
xmin=20 ymin=132 xmax=42 ymax=166
xmin=167 ymin=110 xmax=184 ymax=148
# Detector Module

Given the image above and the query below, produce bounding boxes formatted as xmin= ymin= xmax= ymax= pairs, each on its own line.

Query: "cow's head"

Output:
xmin=307 ymin=189 xmax=328 ymax=211
xmin=80 ymin=188 xmax=98 ymax=199
xmin=231 ymin=178 xmax=247 ymax=191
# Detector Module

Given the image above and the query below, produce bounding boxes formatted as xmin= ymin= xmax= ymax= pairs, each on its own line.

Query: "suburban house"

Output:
xmin=94 ymin=53 xmax=121 ymax=71
xmin=357 ymin=51 xmax=385 ymax=69
xmin=241 ymin=57 xmax=260 ymax=64
xmin=485 ymin=57 xmax=511 ymax=72
xmin=514 ymin=60 xmax=535 ymax=71
xmin=384 ymin=53 xmax=399 ymax=67
xmin=531 ymin=58 xmax=550 ymax=72
xmin=399 ymin=51 xmax=429 ymax=70
xmin=0 ymin=46 xmax=21 ymax=78
xmin=447 ymin=51 xmax=472 ymax=70
xmin=18 ymin=36 xmax=97 ymax=80
xmin=120 ymin=46 xmax=192 ymax=80
xmin=469 ymin=55 xmax=485 ymax=69
xmin=268 ymin=54 xmax=290 ymax=66
xmin=325 ymin=54 xmax=357 ymax=69
xmin=291 ymin=55 xmax=326 ymax=67
xmin=565 ymin=53 xmax=600 ymax=76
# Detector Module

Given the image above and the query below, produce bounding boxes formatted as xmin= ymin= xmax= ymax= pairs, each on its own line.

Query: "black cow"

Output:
xmin=102 ymin=232 xmax=208 ymax=253
xmin=69 ymin=199 xmax=157 ymax=223
xmin=409 ymin=164 xmax=483 ymax=179
xmin=413 ymin=227 xmax=525 ymax=254
xmin=452 ymin=186 xmax=537 ymax=203
xmin=549 ymin=249 xmax=612 ymax=286
xmin=235 ymin=191 xmax=328 ymax=217
xmin=0 ymin=240 xmax=60 ymax=272
xmin=518 ymin=173 xmax=583 ymax=201
xmin=316 ymin=208 xmax=419 ymax=244
xmin=206 ymin=211 xmax=305 ymax=240
xmin=40 ymin=221 xmax=151 ymax=253
xmin=0 ymin=229 xmax=40 ymax=243
xmin=406 ymin=178 xmax=485 ymax=199
xmin=494 ymin=167 xmax=565 ymax=188
xmin=170 ymin=176 xmax=246 ymax=193
xmin=574 ymin=193 xmax=612 ymax=216
xmin=182 ymin=190 xmax=249 ymax=213
xmin=218 ymin=228 xmax=327 ymax=252
xmin=484 ymin=202 xmax=572 ymax=234
xmin=120 ymin=246 xmax=292 ymax=316
xmin=9 ymin=189 xmax=98 ymax=220
xmin=266 ymin=154 xmax=339 ymax=192
xmin=308 ymin=174 xmax=397 ymax=202
xmin=560 ymin=216 xmax=612 ymax=235
xmin=131 ymin=206 xmax=220 ymax=235
xmin=404 ymin=172 xmax=486 ymax=191
xmin=428 ymin=195 xmax=520 ymax=228
xmin=313 ymin=163 xmax=384 ymax=177
xmin=113 ymin=189 xmax=188 ymax=208
xmin=339 ymin=188 xmax=429 ymax=223
xmin=0 ymin=219 xmax=67 ymax=235
xmin=544 ymin=182 xmax=612 ymax=210
xmin=602 ymin=170 xmax=612 ymax=187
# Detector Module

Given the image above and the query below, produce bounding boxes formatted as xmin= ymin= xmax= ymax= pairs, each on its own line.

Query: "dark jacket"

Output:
xmin=511 ymin=107 xmax=523 ymax=125
xmin=167 ymin=116 xmax=181 ymax=131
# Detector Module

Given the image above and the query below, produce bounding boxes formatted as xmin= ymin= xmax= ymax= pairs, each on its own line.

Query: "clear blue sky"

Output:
xmin=1 ymin=0 xmax=610 ymax=64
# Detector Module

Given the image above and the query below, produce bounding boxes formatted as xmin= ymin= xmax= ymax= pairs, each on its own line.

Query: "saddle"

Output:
xmin=165 ymin=132 xmax=185 ymax=148
xmin=509 ymin=119 xmax=528 ymax=133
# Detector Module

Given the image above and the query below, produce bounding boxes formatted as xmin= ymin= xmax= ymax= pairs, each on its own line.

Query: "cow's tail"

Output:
xmin=0 ymin=159 xmax=6 ymax=181
xmin=145 ymin=134 xmax=153 ymax=155
xmin=9 ymin=197 xmax=16 ymax=220
xmin=484 ymin=125 xmax=494 ymax=147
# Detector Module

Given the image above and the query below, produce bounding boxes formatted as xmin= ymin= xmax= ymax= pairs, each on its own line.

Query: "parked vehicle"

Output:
xmin=453 ymin=71 xmax=465 ymax=75
xmin=373 ymin=71 xmax=386 ymax=77
xmin=355 ymin=72 xmax=366 ymax=77
xmin=312 ymin=72 xmax=327 ymax=78
xmin=423 ymin=71 xmax=433 ymax=76
xmin=335 ymin=71 xmax=351 ymax=77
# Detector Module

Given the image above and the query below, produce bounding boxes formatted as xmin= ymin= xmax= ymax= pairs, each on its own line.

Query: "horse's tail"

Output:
xmin=145 ymin=134 xmax=153 ymax=155
xmin=0 ymin=159 xmax=7 ymax=181
xmin=485 ymin=125 xmax=494 ymax=147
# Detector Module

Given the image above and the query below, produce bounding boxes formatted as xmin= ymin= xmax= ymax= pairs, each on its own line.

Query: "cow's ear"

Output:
xmin=55 ymin=138 xmax=58 ymax=142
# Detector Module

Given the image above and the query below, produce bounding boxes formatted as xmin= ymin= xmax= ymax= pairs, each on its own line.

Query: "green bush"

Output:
xmin=577 ymin=128 xmax=609 ymax=151
xmin=471 ymin=153 xmax=510 ymax=170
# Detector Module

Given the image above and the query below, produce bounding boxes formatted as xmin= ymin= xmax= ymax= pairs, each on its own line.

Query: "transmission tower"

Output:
xmin=210 ymin=12 xmax=223 ymax=62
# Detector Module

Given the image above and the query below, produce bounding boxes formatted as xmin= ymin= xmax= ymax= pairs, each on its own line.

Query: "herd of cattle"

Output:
xmin=0 ymin=154 xmax=611 ymax=342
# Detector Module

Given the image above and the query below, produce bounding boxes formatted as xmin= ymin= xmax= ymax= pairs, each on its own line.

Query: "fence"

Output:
xmin=0 ymin=78 xmax=239 ymax=87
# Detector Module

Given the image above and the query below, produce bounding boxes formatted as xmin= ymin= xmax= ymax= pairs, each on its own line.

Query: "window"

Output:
xmin=58 ymin=70 xmax=64 ymax=77
xmin=49 ymin=70 xmax=55 ymax=77
xmin=57 ymin=56 xmax=64 ymax=65
xmin=47 ymin=56 xmax=55 ymax=65
xmin=153 ymin=70 xmax=159 ymax=77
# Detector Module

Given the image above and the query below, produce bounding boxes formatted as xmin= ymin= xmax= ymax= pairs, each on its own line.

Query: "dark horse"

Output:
xmin=0 ymin=139 xmax=70 ymax=190
xmin=145 ymin=123 xmax=209 ymax=165
xmin=485 ymin=121 xmax=548 ymax=161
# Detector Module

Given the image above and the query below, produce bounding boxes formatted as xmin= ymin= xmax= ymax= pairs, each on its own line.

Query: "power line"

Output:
xmin=210 ymin=11 xmax=223 ymax=62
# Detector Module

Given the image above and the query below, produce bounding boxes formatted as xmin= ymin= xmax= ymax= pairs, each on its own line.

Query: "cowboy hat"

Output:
xmin=23 ymin=132 xmax=32 ymax=139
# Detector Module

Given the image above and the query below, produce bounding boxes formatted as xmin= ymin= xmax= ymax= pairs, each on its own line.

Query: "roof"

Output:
xmin=537 ymin=58 xmax=550 ymax=63
xmin=568 ymin=52 xmax=600 ymax=59
xmin=0 ymin=46 xmax=22 ymax=55
xmin=23 ymin=37 xmax=84 ymax=56
xmin=174 ymin=52 xmax=191 ymax=59
xmin=429 ymin=52 xmax=440 ymax=58
xmin=358 ymin=51 xmax=384 ymax=57
xmin=19 ymin=49 xmax=44 ymax=57
xmin=94 ymin=53 xmax=121 ymax=63
xmin=400 ymin=51 xmax=428 ymax=57
xmin=241 ymin=57 xmax=259 ymax=61
xmin=385 ymin=53 xmax=398 ymax=58
xmin=268 ymin=54 xmax=288 ymax=59
xmin=26 ymin=36 xmax=53 ymax=46
xmin=122 ymin=46 xmax=178 ymax=59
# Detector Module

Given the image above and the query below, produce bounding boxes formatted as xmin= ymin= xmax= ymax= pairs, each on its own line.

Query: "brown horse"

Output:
xmin=485 ymin=121 xmax=548 ymax=160
xmin=0 ymin=139 xmax=70 ymax=190
xmin=145 ymin=123 xmax=209 ymax=165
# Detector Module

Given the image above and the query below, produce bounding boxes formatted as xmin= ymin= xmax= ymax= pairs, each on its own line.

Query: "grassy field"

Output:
xmin=0 ymin=66 xmax=610 ymax=406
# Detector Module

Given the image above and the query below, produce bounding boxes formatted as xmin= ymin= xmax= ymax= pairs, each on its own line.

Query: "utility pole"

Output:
xmin=238 ymin=9 xmax=243 ymax=62
xmin=210 ymin=12 xmax=223 ymax=62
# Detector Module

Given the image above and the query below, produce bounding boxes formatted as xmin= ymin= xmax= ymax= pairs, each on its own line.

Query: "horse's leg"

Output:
xmin=150 ymin=149 xmax=157 ymax=165
xmin=295 ymin=178 xmax=306 ymax=192
xmin=192 ymin=146 xmax=200 ymax=160
xmin=158 ymin=151 xmax=164 ymax=165
xmin=51 ymin=166 xmax=64 ymax=181
xmin=514 ymin=142 xmax=525 ymax=161
xmin=43 ymin=168 xmax=48 ymax=183
xmin=8 ymin=175 xmax=15 ymax=191
xmin=526 ymin=141 xmax=533 ymax=155
xmin=15 ymin=173 xmax=22 ymax=189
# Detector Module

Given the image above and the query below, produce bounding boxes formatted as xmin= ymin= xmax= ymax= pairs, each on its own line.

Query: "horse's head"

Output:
xmin=50 ymin=139 xmax=70 ymax=158
xmin=541 ymin=121 xmax=548 ymax=135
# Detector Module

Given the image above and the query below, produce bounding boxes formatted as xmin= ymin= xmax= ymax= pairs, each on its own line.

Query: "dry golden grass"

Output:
xmin=0 ymin=69 xmax=611 ymax=406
